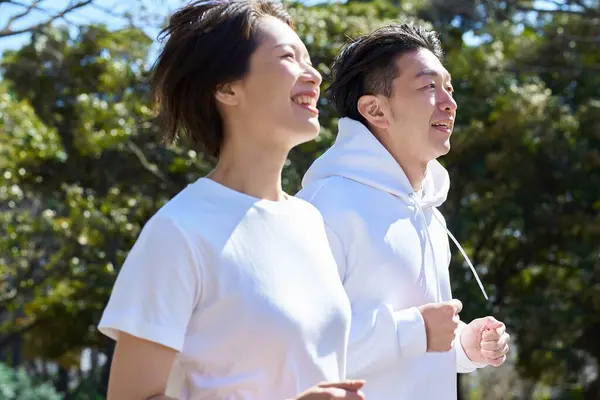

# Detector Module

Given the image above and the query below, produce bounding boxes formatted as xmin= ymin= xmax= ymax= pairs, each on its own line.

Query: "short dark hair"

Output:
xmin=150 ymin=0 xmax=292 ymax=157
xmin=328 ymin=23 xmax=443 ymax=124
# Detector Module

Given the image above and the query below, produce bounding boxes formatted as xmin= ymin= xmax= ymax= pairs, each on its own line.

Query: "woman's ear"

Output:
xmin=214 ymin=81 xmax=240 ymax=106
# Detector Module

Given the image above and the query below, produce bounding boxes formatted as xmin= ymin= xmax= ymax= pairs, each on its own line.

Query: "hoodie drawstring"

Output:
xmin=410 ymin=193 xmax=489 ymax=302
xmin=431 ymin=212 xmax=489 ymax=301
xmin=410 ymin=193 xmax=443 ymax=302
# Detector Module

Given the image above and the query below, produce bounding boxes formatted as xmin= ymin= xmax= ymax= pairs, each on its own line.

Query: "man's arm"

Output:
xmin=324 ymin=224 xmax=461 ymax=378
xmin=324 ymin=225 xmax=425 ymax=376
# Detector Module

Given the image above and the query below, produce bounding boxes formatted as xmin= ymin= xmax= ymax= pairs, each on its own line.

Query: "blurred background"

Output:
xmin=0 ymin=0 xmax=599 ymax=399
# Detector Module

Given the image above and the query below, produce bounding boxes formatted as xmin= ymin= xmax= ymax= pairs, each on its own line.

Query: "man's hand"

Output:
xmin=460 ymin=316 xmax=510 ymax=367
xmin=294 ymin=380 xmax=365 ymax=400
xmin=418 ymin=299 xmax=463 ymax=352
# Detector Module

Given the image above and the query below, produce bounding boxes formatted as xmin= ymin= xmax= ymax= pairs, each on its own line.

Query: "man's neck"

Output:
xmin=368 ymin=124 xmax=429 ymax=192
xmin=395 ymin=157 xmax=428 ymax=192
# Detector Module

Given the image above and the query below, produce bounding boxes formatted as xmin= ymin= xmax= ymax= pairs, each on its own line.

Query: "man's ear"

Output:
xmin=214 ymin=81 xmax=240 ymax=106
xmin=357 ymin=94 xmax=390 ymax=129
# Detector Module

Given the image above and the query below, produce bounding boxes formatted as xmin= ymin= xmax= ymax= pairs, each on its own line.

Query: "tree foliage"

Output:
xmin=0 ymin=0 xmax=599 ymax=397
xmin=0 ymin=362 xmax=62 ymax=400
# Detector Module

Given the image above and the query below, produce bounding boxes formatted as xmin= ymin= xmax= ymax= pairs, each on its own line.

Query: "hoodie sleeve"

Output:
xmin=324 ymin=224 xmax=428 ymax=377
xmin=455 ymin=321 xmax=487 ymax=373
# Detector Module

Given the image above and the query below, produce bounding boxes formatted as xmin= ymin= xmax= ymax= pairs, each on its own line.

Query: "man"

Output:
xmin=297 ymin=24 xmax=510 ymax=399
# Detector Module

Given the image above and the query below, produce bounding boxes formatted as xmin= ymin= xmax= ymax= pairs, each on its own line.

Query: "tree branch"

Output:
xmin=89 ymin=1 xmax=124 ymax=19
xmin=89 ymin=1 xmax=135 ymax=27
xmin=486 ymin=63 xmax=600 ymax=74
xmin=0 ymin=0 xmax=94 ymax=38
xmin=514 ymin=5 xmax=599 ymax=17
xmin=0 ymin=317 xmax=43 ymax=349
xmin=570 ymin=0 xmax=598 ymax=14
xmin=126 ymin=140 xmax=171 ymax=185
xmin=515 ymin=6 xmax=583 ymax=15
xmin=4 ymin=0 xmax=43 ymax=33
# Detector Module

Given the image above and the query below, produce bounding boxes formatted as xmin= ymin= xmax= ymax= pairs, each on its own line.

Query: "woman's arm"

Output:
xmin=107 ymin=332 xmax=178 ymax=400
xmin=98 ymin=214 xmax=202 ymax=400
xmin=107 ymin=332 xmax=365 ymax=400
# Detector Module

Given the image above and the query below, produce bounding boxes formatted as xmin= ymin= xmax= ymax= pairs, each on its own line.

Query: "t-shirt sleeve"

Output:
xmin=98 ymin=213 xmax=202 ymax=352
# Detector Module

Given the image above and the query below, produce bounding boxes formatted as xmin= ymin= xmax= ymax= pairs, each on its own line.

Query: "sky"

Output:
xmin=0 ymin=0 xmax=570 ymax=59
xmin=0 ymin=0 xmax=187 ymax=55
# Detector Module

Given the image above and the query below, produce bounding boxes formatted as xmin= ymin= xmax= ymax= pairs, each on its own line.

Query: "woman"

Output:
xmin=97 ymin=0 xmax=364 ymax=399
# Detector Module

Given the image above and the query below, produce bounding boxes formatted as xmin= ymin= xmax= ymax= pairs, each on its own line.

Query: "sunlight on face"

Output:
xmin=385 ymin=48 xmax=458 ymax=163
xmin=231 ymin=16 xmax=323 ymax=151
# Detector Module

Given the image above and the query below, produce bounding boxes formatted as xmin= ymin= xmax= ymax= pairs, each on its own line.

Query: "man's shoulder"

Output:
xmin=298 ymin=175 xmax=352 ymax=203
xmin=296 ymin=176 xmax=377 ymax=222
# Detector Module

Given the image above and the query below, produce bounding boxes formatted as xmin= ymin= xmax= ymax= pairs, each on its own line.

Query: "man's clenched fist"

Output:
xmin=460 ymin=316 xmax=510 ymax=367
xmin=418 ymin=299 xmax=463 ymax=352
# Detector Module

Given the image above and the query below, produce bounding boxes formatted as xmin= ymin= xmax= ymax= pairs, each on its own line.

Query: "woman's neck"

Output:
xmin=207 ymin=137 xmax=289 ymax=202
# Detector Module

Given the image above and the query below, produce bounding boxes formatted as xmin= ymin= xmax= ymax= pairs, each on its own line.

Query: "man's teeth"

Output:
xmin=292 ymin=96 xmax=316 ymax=107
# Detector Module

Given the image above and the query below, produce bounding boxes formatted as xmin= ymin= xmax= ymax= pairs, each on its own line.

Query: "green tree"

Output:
xmin=0 ymin=24 xmax=212 ymax=393
xmin=0 ymin=362 xmax=62 ymax=400
xmin=1 ymin=0 xmax=599 ymax=397
xmin=435 ymin=3 xmax=600 ymax=397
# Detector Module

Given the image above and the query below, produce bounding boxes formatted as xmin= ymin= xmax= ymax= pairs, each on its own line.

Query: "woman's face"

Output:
xmin=218 ymin=16 xmax=322 ymax=152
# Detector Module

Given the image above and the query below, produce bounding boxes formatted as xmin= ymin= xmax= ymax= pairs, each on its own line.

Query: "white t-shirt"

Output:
xmin=98 ymin=178 xmax=351 ymax=400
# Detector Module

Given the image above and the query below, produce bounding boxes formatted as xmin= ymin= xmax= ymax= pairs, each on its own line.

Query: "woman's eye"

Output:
xmin=282 ymin=53 xmax=295 ymax=59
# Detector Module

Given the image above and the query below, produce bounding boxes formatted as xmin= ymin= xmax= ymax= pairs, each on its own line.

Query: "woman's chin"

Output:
xmin=301 ymin=119 xmax=321 ymax=139
xmin=295 ymin=115 xmax=320 ymax=134
xmin=285 ymin=126 xmax=319 ymax=149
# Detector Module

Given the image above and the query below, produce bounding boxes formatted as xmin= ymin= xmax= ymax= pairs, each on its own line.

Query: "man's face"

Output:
xmin=375 ymin=48 xmax=457 ymax=164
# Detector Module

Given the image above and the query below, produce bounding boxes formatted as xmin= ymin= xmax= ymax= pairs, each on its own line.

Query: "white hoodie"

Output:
xmin=297 ymin=118 xmax=488 ymax=400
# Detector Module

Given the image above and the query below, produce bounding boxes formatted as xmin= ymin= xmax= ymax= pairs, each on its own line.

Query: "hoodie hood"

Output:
xmin=302 ymin=117 xmax=488 ymax=302
xmin=303 ymin=117 xmax=450 ymax=208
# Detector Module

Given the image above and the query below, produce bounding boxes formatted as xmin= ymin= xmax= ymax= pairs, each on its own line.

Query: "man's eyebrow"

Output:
xmin=415 ymin=69 xmax=452 ymax=83
xmin=415 ymin=69 xmax=438 ymax=78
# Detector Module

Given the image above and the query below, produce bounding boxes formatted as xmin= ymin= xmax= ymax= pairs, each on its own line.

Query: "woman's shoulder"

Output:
xmin=151 ymin=178 xmax=259 ymax=245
